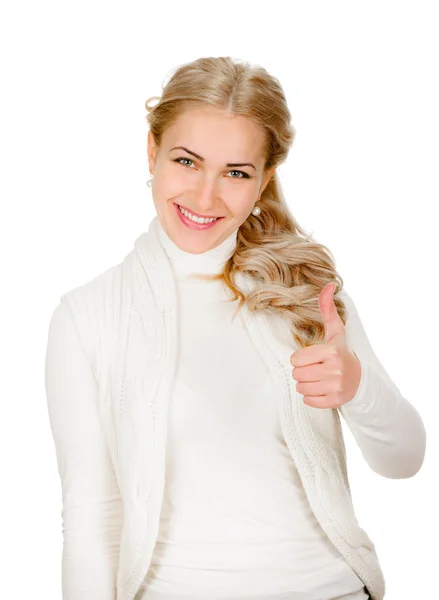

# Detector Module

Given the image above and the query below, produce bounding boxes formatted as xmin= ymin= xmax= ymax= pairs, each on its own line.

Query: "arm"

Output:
xmin=45 ymin=300 xmax=123 ymax=599
xmin=338 ymin=288 xmax=427 ymax=479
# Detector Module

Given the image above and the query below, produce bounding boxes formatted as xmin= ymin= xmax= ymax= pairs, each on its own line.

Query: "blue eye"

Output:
xmin=175 ymin=157 xmax=194 ymax=168
xmin=173 ymin=157 xmax=250 ymax=179
xmin=228 ymin=169 xmax=250 ymax=179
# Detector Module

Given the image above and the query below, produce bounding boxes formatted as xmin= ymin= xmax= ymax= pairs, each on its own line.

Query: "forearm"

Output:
xmin=338 ymin=289 xmax=427 ymax=479
xmin=340 ymin=353 xmax=426 ymax=478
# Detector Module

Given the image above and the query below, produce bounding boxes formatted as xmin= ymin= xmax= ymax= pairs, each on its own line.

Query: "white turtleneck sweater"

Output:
xmin=45 ymin=215 xmax=427 ymax=599
xmin=134 ymin=220 xmax=369 ymax=600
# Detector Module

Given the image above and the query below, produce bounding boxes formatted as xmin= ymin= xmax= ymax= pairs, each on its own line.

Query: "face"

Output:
xmin=147 ymin=105 xmax=275 ymax=254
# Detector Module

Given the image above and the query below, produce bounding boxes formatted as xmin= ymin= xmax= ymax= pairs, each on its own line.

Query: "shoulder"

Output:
xmin=52 ymin=249 xmax=137 ymax=380
xmin=338 ymin=286 xmax=357 ymax=321
xmin=60 ymin=260 xmax=125 ymax=315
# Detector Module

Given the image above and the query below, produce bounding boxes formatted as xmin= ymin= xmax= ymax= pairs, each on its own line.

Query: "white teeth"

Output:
xmin=178 ymin=204 xmax=219 ymax=224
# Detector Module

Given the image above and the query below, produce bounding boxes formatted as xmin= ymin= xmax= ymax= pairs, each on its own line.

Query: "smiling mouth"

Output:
xmin=174 ymin=203 xmax=224 ymax=219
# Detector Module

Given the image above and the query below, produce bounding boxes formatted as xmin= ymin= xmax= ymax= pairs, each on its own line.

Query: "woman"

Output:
xmin=45 ymin=56 xmax=426 ymax=600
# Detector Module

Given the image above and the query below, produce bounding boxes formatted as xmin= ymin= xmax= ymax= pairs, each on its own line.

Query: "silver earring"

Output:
xmin=147 ymin=177 xmax=153 ymax=188
xmin=252 ymin=203 xmax=261 ymax=216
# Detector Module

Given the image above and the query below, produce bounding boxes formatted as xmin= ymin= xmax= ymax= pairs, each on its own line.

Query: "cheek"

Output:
xmin=225 ymin=188 xmax=258 ymax=219
xmin=152 ymin=167 xmax=183 ymax=199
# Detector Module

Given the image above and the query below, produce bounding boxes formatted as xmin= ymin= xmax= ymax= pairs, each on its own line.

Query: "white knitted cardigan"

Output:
xmin=61 ymin=216 xmax=385 ymax=600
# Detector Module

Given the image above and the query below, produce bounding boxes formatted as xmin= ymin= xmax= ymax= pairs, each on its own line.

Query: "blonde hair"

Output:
xmin=145 ymin=56 xmax=347 ymax=349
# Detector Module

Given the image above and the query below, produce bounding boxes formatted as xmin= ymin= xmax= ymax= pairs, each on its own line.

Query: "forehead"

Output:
xmin=163 ymin=106 xmax=266 ymax=160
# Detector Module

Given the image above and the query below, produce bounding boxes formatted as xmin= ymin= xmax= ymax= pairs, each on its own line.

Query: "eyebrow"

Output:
xmin=170 ymin=146 xmax=256 ymax=170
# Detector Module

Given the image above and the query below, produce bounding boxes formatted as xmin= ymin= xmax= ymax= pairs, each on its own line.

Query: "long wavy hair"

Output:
xmin=145 ymin=56 xmax=347 ymax=349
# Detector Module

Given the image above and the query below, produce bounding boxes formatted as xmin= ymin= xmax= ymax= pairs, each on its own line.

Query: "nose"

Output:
xmin=192 ymin=175 xmax=221 ymax=215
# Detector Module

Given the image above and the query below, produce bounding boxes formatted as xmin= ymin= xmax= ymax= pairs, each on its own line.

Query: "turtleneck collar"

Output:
xmin=157 ymin=217 xmax=239 ymax=279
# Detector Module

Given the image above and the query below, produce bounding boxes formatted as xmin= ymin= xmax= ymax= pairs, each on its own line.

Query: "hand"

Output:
xmin=290 ymin=282 xmax=362 ymax=409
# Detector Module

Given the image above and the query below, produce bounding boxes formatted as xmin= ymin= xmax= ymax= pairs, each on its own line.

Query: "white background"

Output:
xmin=1 ymin=1 xmax=437 ymax=598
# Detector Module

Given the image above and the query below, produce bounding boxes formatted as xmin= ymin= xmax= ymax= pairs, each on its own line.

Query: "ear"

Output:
xmin=260 ymin=167 xmax=276 ymax=196
xmin=147 ymin=130 xmax=156 ymax=173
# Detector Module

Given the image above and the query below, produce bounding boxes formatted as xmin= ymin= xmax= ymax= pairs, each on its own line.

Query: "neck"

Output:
xmin=156 ymin=217 xmax=239 ymax=279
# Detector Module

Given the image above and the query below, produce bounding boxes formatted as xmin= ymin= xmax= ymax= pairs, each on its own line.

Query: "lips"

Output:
xmin=175 ymin=202 xmax=223 ymax=230
xmin=175 ymin=203 xmax=223 ymax=220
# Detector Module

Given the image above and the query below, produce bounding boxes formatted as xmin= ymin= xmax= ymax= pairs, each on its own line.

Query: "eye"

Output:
xmin=173 ymin=157 xmax=250 ymax=179
xmin=174 ymin=157 xmax=196 ymax=168
xmin=227 ymin=169 xmax=250 ymax=179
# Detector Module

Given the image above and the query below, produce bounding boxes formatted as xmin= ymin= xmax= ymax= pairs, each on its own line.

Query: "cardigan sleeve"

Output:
xmin=338 ymin=288 xmax=427 ymax=480
xmin=45 ymin=300 xmax=123 ymax=600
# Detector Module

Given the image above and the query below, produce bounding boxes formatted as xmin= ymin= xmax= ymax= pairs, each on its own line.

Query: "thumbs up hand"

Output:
xmin=290 ymin=282 xmax=362 ymax=409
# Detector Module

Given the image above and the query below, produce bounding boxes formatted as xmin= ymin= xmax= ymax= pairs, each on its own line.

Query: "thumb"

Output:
xmin=318 ymin=282 xmax=345 ymax=344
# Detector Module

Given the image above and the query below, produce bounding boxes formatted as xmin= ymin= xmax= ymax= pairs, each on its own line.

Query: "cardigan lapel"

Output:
xmin=131 ymin=218 xmax=330 ymax=477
